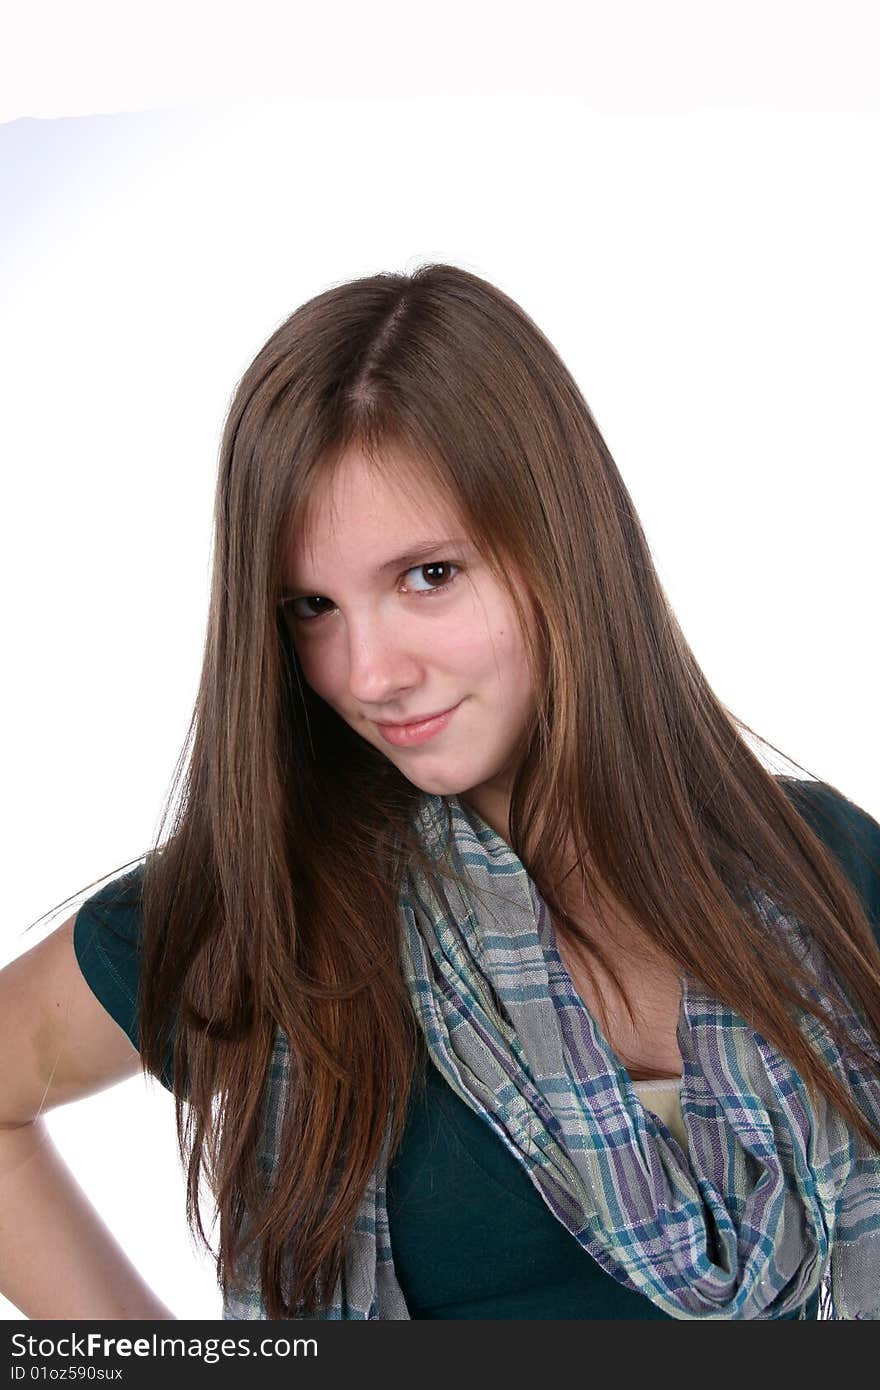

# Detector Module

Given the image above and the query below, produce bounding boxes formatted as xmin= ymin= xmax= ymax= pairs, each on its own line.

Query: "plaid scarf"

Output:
xmin=223 ymin=793 xmax=880 ymax=1320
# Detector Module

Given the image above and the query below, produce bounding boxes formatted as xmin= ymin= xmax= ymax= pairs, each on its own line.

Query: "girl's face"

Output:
xmin=281 ymin=447 xmax=538 ymax=841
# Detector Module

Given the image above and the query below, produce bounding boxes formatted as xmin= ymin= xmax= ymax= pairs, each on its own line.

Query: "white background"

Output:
xmin=2 ymin=0 xmax=878 ymax=1321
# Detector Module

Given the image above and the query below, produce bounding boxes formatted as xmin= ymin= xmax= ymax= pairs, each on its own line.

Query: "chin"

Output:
xmin=401 ymin=772 xmax=466 ymax=796
xmin=393 ymin=763 xmax=481 ymax=798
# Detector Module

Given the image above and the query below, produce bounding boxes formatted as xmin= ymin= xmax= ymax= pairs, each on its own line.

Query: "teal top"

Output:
xmin=73 ymin=778 xmax=880 ymax=1319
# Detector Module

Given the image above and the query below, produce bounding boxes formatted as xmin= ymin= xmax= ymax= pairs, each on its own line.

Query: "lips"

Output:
xmin=375 ymin=700 xmax=462 ymax=748
xmin=379 ymin=705 xmax=456 ymax=729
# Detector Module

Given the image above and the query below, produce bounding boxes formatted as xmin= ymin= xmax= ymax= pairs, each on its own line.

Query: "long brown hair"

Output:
xmin=77 ymin=265 xmax=880 ymax=1315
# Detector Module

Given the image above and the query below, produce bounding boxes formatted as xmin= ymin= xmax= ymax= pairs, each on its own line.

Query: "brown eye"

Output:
xmin=405 ymin=561 xmax=460 ymax=594
xmin=287 ymin=595 xmax=334 ymax=622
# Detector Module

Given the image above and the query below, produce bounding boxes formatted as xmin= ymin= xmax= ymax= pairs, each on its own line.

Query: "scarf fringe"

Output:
xmin=818 ymin=1258 xmax=836 ymax=1320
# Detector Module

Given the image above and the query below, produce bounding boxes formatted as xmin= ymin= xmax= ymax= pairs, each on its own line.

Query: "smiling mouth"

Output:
xmin=377 ymin=704 xmax=457 ymax=728
xmin=374 ymin=701 xmax=462 ymax=746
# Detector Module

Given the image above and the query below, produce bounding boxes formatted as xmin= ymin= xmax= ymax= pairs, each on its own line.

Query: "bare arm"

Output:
xmin=0 ymin=913 xmax=177 ymax=1319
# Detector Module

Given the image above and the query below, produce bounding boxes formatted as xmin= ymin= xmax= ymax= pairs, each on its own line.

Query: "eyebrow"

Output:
xmin=281 ymin=537 xmax=470 ymax=597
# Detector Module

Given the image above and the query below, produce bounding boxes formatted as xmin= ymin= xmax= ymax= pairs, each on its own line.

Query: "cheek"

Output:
xmin=447 ymin=601 xmax=520 ymax=672
xmin=482 ymin=612 xmax=531 ymax=680
xmin=292 ymin=641 xmax=338 ymax=698
xmin=489 ymin=623 xmax=537 ymax=713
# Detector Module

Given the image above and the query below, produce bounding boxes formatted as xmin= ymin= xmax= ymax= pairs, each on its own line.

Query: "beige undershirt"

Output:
xmin=632 ymin=1078 xmax=687 ymax=1150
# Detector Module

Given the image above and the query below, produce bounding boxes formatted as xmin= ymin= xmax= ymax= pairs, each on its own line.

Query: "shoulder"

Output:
xmin=776 ymin=775 xmax=880 ymax=943
xmin=71 ymin=861 xmax=178 ymax=1095
xmin=72 ymin=863 xmax=148 ymax=1060
xmin=75 ymin=862 xmax=146 ymax=922
xmin=73 ymin=864 xmax=146 ymax=972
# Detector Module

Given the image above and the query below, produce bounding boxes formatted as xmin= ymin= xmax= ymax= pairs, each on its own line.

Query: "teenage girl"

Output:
xmin=2 ymin=264 xmax=879 ymax=1320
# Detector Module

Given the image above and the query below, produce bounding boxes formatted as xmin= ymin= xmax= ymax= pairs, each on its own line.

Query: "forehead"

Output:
xmin=286 ymin=447 xmax=466 ymax=574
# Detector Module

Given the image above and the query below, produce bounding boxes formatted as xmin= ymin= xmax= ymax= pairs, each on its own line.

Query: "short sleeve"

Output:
xmin=73 ymin=862 xmax=175 ymax=1092
xmin=778 ymin=777 xmax=880 ymax=949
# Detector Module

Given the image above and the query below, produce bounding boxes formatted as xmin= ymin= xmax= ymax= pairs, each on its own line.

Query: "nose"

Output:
xmin=345 ymin=611 xmax=422 ymax=706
